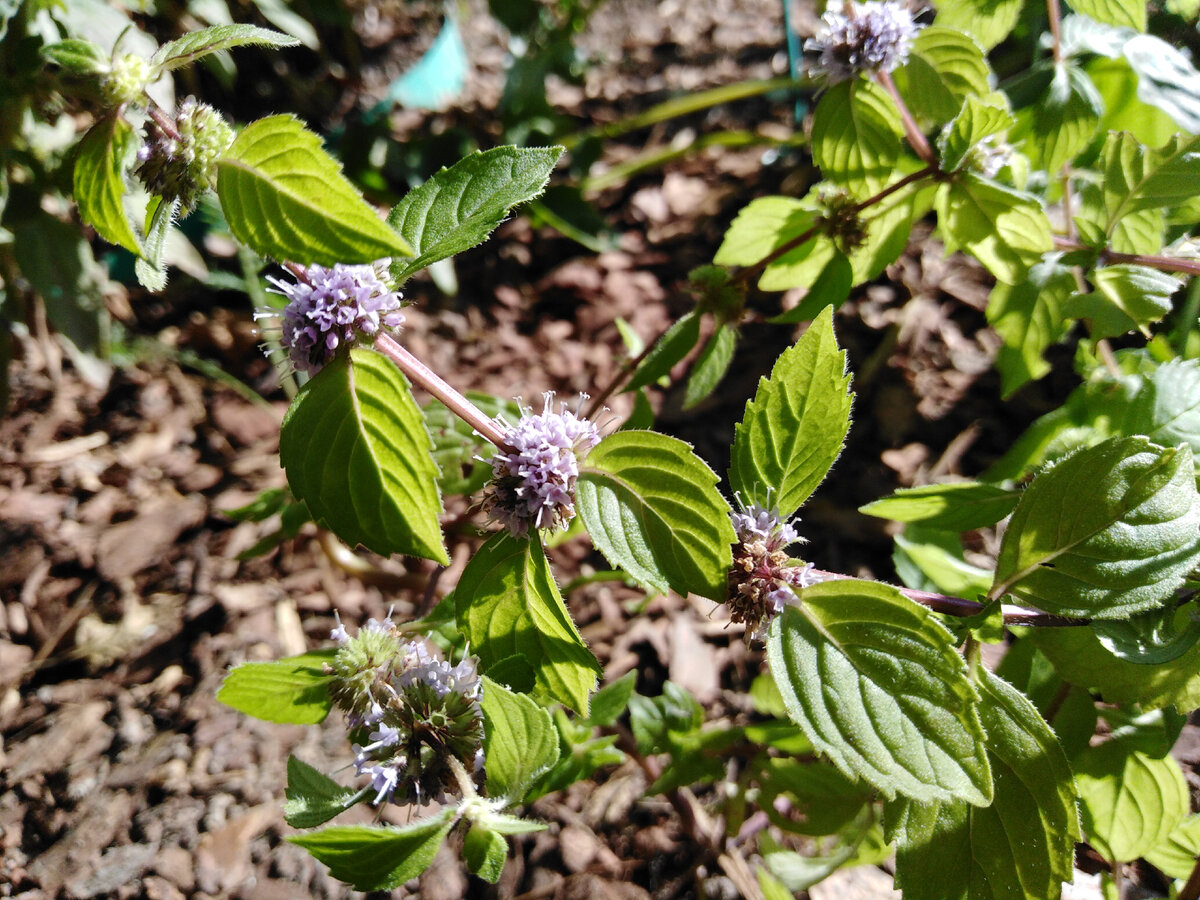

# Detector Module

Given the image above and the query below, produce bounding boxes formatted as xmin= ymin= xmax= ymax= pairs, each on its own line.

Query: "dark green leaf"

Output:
xmin=216 ymin=651 xmax=334 ymax=724
xmin=986 ymin=255 xmax=1077 ymax=396
xmin=624 ymin=311 xmax=701 ymax=392
xmin=288 ymin=812 xmax=455 ymax=891
xmin=628 ymin=682 xmax=704 ymax=754
xmin=42 ymin=39 xmax=108 ymax=74
xmin=151 ymin=24 xmax=299 ymax=70
xmin=683 ymin=324 xmax=736 ymax=409
xmin=1093 ymin=603 xmax=1200 ymax=665
xmin=284 ymin=756 xmax=367 ymax=828
xmin=463 ymin=824 xmax=507 ymax=883
xmin=1017 ymin=64 xmax=1103 ymax=174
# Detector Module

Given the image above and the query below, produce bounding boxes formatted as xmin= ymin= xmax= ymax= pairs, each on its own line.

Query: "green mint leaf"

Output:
xmin=463 ymin=824 xmax=508 ymax=884
xmin=1093 ymin=603 xmax=1200 ymax=665
xmin=217 ymin=114 xmax=412 ymax=265
xmin=896 ymin=26 xmax=993 ymax=125
xmin=387 ymin=146 xmax=563 ymax=283
xmin=480 ymin=676 xmax=560 ymax=801
xmin=423 ymin=392 xmax=522 ymax=496
xmin=284 ymin=756 xmax=367 ymax=828
xmin=288 ymin=812 xmax=455 ymax=891
xmin=624 ymin=311 xmax=702 ymax=392
xmin=936 ymin=174 xmax=1052 ymax=284
xmin=937 ymin=96 xmax=1014 ymax=172
xmin=769 ymin=252 xmax=854 ymax=324
xmin=628 ymin=682 xmax=704 ymax=754
xmin=1016 ymin=64 xmax=1103 ymax=174
xmin=890 ymin=670 xmax=1080 ymax=900
xmin=715 ymin=196 xmax=818 ymax=268
xmin=767 ymin=580 xmax=992 ymax=805
xmin=216 ymin=651 xmax=334 ymax=724
xmin=577 ymin=430 xmax=734 ymax=601
xmin=135 ymin=196 xmax=179 ymax=292
xmin=859 ymin=481 xmax=1019 ymax=531
xmin=683 ymin=324 xmax=737 ymax=409
xmin=1071 ymin=0 xmax=1145 ymax=28
xmin=279 ymin=349 xmax=447 ymax=563
xmin=986 ymin=255 xmax=1077 ymax=396
xmin=930 ymin=0 xmax=1022 ymax=49
xmin=585 ymin=670 xmax=637 ymax=727
xmin=74 ymin=114 xmax=142 ymax=256
xmin=42 ymin=39 xmax=108 ymax=74
xmin=455 ymin=533 xmax=600 ymax=714
xmin=1145 ymin=814 xmax=1200 ymax=879
xmin=993 ymin=436 xmax=1200 ymax=618
xmin=1099 ymin=131 xmax=1200 ymax=229
xmin=893 ymin=526 xmax=993 ymax=599
xmin=811 ymin=80 xmax=902 ymax=196
xmin=1124 ymin=34 xmax=1200 ymax=132
xmin=1065 ymin=264 xmax=1180 ymax=340
xmin=729 ymin=306 xmax=853 ymax=516
xmin=151 ymin=24 xmax=299 ymax=71
xmin=1075 ymin=741 xmax=1189 ymax=863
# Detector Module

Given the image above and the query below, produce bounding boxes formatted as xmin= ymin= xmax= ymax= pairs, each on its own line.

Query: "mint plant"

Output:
xmin=18 ymin=0 xmax=1200 ymax=896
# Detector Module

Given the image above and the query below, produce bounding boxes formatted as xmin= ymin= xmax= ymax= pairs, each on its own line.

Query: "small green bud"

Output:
xmin=101 ymin=54 xmax=153 ymax=107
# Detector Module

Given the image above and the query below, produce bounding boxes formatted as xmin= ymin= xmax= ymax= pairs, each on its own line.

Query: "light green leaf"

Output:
xmin=463 ymin=824 xmax=507 ymax=883
xmin=683 ymin=324 xmax=737 ymax=409
xmin=811 ymin=80 xmax=903 ymax=195
xmin=890 ymin=670 xmax=1081 ymax=900
xmin=135 ymin=197 xmax=179 ymax=292
xmin=769 ymin=252 xmax=853 ymax=324
xmin=42 ymin=39 xmax=108 ymax=74
xmin=894 ymin=528 xmax=994 ymax=599
xmin=1018 ymin=64 xmax=1104 ymax=174
xmin=1145 ymin=814 xmax=1200 ymax=879
xmin=936 ymin=175 xmax=1053 ymax=283
xmin=1075 ymin=741 xmax=1188 ymax=863
xmin=932 ymin=0 xmax=1023 ymax=49
xmin=284 ymin=756 xmax=367 ymax=828
xmin=423 ymin=392 xmax=522 ymax=496
xmin=387 ymin=146 xmax=562 ymax=282
xmin=986 ymin=254 xmax=1077 ymax=396
xmin=74 ymin=116 xmax=139 ymax=255
xmin=577 ymin=430 xmax=734 ymax=601
xmin=151 ymin=24 xmax=299 ymax=70
xmin=1065 ymin=264 xmax=1180 ymax=340
xmin=767 ymin=580 xmax=992 ymax=804
xmin=1099 ymin=131 xmax=1200 ymax=229
xmin=1071 ymin=0 xmax=1145 ymax=29
xmin=1089 ymin=57 xmax=1178 ymax=148
xmin=279 ymin=349 xmax=447 ymax=563
xmin=938 ymin=96 xmax=1014 ymax=172
xmin=896 ymin=26 xmax=993 ymax=125
xmin=714 ymin=196 xmax=818 ymax=268
xmin=1124 ymin=34 xmax=1200 ymax=132
xmin=288 ymin=811 xmax=455 ymax=891
xmin=480 ymin=676 xmax=560 ymax=801
xmin=624 ymin=311 xmax=701 ymax=392
xmin=216 ymin=651 xmax=334 ymax=724
xmin=860 ymin=481 xmax=1019 ymax=531
xmin=729 ymin=306 xmax=853 ymax=516
xmin=585 ymin=670 xmax=638 ymax=727
xmin=993 ymin=436 xmax=1200 ymax=618
xmin=455 ymin=533 xmax=599 ymax=713
xmin=217 ymin=114 xmax=412 ymax=265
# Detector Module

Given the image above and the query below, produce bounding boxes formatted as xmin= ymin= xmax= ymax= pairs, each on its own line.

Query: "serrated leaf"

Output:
xmin=1076 ymin=741 xmax=1188 ymax=863
xmin=624 ymin=311 xmax=701 ymax=392
xmin=987 ymin=255 xmax=1077 ymax=396
xmin=890 ymin=670 xmax=1080 ymax=900
xmin=279 ymin=349 xmax=447 ymax=563
xmin=480 ymin=676 xmax=560 ymax=801
xmin=1124 ymin=34 xmax=1200 ymax=132
xmin=1017 ymin=64 xmax=1104 ymax=174
xmin=936 ymin=175 xmax=1053 ymax=283
xmin=216 ymin=651 xmax=334 ymax=724
xmin=463 ymin=824 xmax=507 ymax=883
xmin=135 ymin=197 xmax=179 ymax=291
xmin=151 ymin=24 xmax=299 ymax=70
xmin=860 ymin=481 xmax=1019 ymax=531
xmin=577 ymin=431 xmax=734 ymax=601
xmin=938 ymin=97 xmax=1014 ymax=172
xmin=284 ymin=756 xmax=367 ymax=828
xmin=455 ymin=533 xmax=599 ymax=713
xmin=683 ymin=324 xmax=737 ymax=409
xmin=767 ymin=580 xmax=992 ymax=804
xmin=74 ymin=115 xmax=141 ymax=256
xmin=931 ymin=0 xmax=1023 ymax=49
xmin=715 ymin=196 xmax=818 ymax=268
xmin=993 ymin=436 xmax=1200 ymax=618
xmin=1099 ymin=132 xmax=1200 ymax=230
xmin=1071 ymin=0 xmax=1145 ymax=29
xmin=217 ymin=114 xmax=412 ymax=265
xmin=288 ymin=812 xmax=454 ymax=891
xmin=42 ymin=39 xmax=108 ymax=73
xmin=729 ymin=306 xmax=853 ymax=516
xmin=387 ymin=146 xmax=562 ymax=282
xmin=1145 ymin=814 xmax=1200 ymax=879
xmin=423 ymin=392 xmax=522 ymax=496
xmin=896 ymin=26 xmax=993 ymax=125
xmin=1066 ymin=264 xmax=1180 ymax=340
xmin=812 ymin=80 xmax=903 ymax=195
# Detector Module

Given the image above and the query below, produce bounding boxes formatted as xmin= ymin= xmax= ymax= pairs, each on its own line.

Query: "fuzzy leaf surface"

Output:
xmin=74 ymin=115 xmax=141 ymax=255
xmin=480 ymin=676 xmax=560 ymax=801
xmin=216 ymin=651 xmax=334 ymax=724
xmin=455 ymin=534 xmax=599 ymax=714
xmin=217 ymin=115 xmax=412 ymax=265
xmin=387 ymin=146 xmax=562 ymax=282
xmin=578 ymin=431 xmax=733 ymax=600
xmin=279 ymin=349 xmax=447 ymax=562
xmin=151 ymin=24 xmax=299 ymax=70
xmin=135 ymin=197 xmax=178 ymax=291
xmin=729 ymin=306 xmax=852 ymax=516
xmin=992 ymin=436 xmax=1200 ymax=618
xmin=767 ymin=580 xmax=992 ymax=804
xmin=284 ymin=756 xmax=367 ymax=828
xmin=288 ymin=812 xmax=455 ymax=891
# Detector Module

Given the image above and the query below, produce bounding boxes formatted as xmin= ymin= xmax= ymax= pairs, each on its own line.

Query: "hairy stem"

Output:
xmin=148 ymin=105 xmax=182 ymax=141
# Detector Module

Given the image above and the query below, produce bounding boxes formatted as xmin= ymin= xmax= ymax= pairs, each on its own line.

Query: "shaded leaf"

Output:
xmin=480 ymin=676 xmax=560 ymax=801
xmin=284 ymin=756 xmax=367 ymax=828
xmin=860 ymin=481 xmax=1019 ymax=531
xmin=986 ymin=255 xmax=1077 ymax=395
xmin=624 ymin=311 xmax=701 ymax=392
xmin=683 ymin=324 xmax=737 ymax=409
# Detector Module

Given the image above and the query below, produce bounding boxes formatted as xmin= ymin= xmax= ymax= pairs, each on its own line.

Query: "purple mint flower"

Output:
xmin=483 ymin=394 xmax=602 ymax=537
xmin=364 ymin=763 xmax=400 ymax=805
xmin=805 ymin=1 xmax=921 ymax=84
xmin=396 ymin=641 xmax=482 ymax=700
xmin=257 ymin=262 xmax=405 ymax=375
xmin=730 ymin=502 xmax=799 ymax=551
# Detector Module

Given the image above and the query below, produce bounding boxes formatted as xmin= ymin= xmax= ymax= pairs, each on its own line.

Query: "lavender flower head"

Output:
xmin=257 ymin=262 xmax=405 ymax=375
xmin=483 ymin=394 xmax=602 ymax=537
xmin=805 ymin=1 xmax=922 ymax=84
xmin=730 ymin=502 xmax=799 ymax=549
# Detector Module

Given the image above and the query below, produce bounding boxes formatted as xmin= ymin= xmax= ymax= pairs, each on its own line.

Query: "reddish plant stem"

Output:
xmin=876 ymin=70 xmax=937 ymax=166
xmin=1054 ymin=236 xmax=1200 ymax=278
xmin=147 ymin=105 xmax=182 ymax=141
xmin=1046 ymin=0 xmax=1064 ymax=63
xmin=1178 ymin=855 xmax=1200 ymax=900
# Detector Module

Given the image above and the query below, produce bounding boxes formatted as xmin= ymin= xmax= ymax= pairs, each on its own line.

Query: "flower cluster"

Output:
xmin=727 ymin=502 xmax=819 ymax=642
xmin=134 ymin=98 xmax=235 ymax=213
xmin=258 ymin=262 xmax=406 ymax=375
xmin=326 ymin=615 xmax=484 ymax=806
xmin=805 ymin=1 xmax=922 ymax=85
xmin=101 ymin=53 xmax=153 ymax=107
xmin=483 ymin=394 xmax=602 ymax=537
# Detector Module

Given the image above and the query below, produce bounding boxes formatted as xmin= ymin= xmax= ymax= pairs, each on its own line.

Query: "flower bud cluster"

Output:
xmin=101 ymin=53 xmax=153 ymax=107
xmin=483 ymin=394 xmax=601 ymax=537
xmin=134 ymin=98 xmax=234 ymax=213
xmin=258 ymin=262 xmax=406 ymax=375
xmin=805 ymin=1 xmax=922 ymax=85
xmin=327 ymin=615 xmax=484 ymax=805
xmin=727 ymin=503 xmax=819 ymax=642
